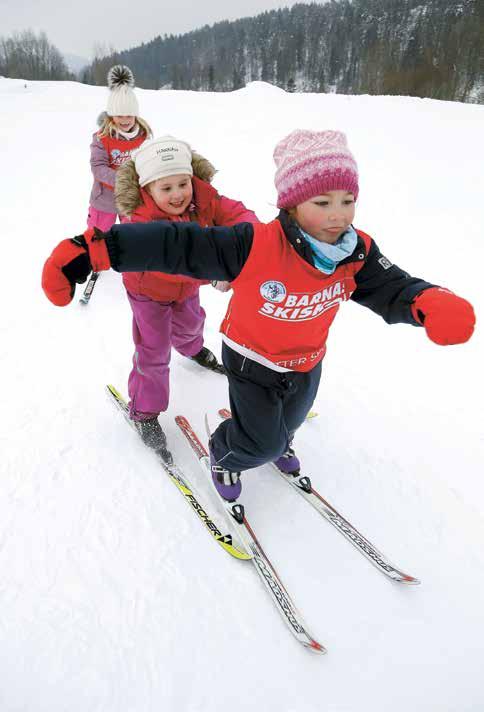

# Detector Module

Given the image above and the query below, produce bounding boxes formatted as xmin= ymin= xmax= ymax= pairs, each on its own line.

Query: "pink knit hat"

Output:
xmin=274 ymin=129 xmax=359 ymax=209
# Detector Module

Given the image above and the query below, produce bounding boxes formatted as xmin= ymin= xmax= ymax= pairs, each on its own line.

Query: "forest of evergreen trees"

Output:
xmin=2 ymin=1 xmax=482 ymax=103
xmin=81 ymin=0 xmax=483 ymax=103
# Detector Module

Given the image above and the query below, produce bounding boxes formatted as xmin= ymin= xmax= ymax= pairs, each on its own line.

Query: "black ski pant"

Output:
xmin=211 ymin=343 xmax=322 ymax=472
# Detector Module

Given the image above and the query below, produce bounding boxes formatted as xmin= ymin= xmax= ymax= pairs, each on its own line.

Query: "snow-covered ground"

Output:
xmin=1 ymin=77 xmax=483 ymax=711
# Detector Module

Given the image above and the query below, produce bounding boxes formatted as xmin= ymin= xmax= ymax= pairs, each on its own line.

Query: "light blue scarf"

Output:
xmin=300 ymin=225 xmax=358 ymax=274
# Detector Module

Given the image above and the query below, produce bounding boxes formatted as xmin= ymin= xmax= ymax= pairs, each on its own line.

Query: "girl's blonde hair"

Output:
xmin=98 ymin=115 xmax=153 ymax=139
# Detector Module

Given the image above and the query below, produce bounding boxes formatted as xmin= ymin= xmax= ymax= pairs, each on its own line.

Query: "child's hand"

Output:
xmin=412 ymin=287 xmax=475 ymax=345
xmin=211 ymin=280 xmax=231 ymax=293
xmin=42 ymin=228 xmax=111 ymax=306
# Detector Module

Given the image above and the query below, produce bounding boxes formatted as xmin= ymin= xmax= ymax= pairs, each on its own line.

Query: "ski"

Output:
xmin=105 ymin=385 xmax=250 ymax=560
xmin=175 ymin=414 xmax=326 ymax=654
xmin=79 ymin=271 xmax=100 ymax=305
xmin=218 ymin=408 xmax=419 ymax=585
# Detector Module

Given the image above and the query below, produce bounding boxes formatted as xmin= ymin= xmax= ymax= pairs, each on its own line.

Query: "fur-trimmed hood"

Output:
xmin=97 ymin=111 xmax=108 ymax=127
xmin=115 ymin=151 xmax=217 ymax=217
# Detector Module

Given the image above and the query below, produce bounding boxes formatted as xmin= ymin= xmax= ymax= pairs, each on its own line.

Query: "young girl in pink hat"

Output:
xmin=43 ymin=129 xmax=476 ymax=500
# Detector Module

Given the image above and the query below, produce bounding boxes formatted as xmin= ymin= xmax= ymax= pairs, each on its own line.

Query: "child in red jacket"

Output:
xmin=43 ymin=129 xmax=475 ymax=498
xmin=113 ymin=135 xmax=258 ymax=458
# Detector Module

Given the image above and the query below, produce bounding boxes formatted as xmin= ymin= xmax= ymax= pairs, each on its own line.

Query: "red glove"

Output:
xmin=42 ymin=228 xmax=111 ymax=306
xmin=412 ymin=287 xmax=475 ymax=345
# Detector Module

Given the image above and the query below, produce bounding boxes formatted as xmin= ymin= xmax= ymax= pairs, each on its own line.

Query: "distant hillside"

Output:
xmin=63 ymin=53 xmax=89 ymax=75
xmin=81 ymin=0 xmax=484 ymax=103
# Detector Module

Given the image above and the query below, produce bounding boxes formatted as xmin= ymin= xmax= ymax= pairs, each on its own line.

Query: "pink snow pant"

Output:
xmin=87 ymin=207 xmax=117 ymax=231
xmin=126 ymin=291 xmax=206 ymax=420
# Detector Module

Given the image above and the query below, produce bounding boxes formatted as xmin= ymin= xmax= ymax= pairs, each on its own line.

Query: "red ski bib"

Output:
xmin=221 ymin=221 xmax=367 ymax=372
xmin=99 ymin=132 xmax=146 ymax=170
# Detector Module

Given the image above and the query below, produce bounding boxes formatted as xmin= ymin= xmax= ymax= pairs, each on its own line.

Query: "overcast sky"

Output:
xmin=1 ymin=0 xmax=305 ymax=60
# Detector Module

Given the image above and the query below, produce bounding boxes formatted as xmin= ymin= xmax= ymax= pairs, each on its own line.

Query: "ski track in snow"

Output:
xmin=1 ymin=77 xmax=483 ymax=712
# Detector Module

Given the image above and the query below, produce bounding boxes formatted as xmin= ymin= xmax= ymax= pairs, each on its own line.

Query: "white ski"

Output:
xmin=175 ymin=414 xmax=326 ymax=654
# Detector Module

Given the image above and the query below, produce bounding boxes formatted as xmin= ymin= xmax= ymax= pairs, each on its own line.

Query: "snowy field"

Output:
xmin=1 ymin=77 xmax=483 ymax=711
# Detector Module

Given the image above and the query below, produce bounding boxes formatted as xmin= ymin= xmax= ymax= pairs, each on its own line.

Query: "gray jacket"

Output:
xmin=89 ymin=131 xmax=145 ymax=213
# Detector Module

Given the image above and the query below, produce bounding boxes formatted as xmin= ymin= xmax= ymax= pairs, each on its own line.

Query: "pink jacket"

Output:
xmin=122 ymin=176 xmax=259 ymax=302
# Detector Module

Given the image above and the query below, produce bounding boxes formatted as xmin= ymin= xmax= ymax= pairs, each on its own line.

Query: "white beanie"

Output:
xmin=106 ymin=65 xmax=139 ymax=117
xmin=134 ymin=136 xmax=193 ymax=187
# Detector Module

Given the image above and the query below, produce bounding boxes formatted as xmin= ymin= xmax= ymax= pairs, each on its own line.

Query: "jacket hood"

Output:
xmin=97 ymin=111 xmax=108 ymax=128
xmin=115 ymin=151 xmax=217 ymax=217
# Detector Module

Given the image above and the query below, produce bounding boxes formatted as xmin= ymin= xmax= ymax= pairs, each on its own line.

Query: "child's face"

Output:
xmin=112 ymin=115 xmax=136 ymax=132
xmin=293 ymin=190 xmax=356 ymax=244
xmin=146 ymin=174 xmax=193 ymax=215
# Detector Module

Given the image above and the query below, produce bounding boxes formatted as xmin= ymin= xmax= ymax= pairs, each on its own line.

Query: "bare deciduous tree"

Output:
xmin=0 ymin=30 xmax=73 ymax=81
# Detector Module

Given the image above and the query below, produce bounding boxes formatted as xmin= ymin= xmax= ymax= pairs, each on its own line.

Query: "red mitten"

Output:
xmin=412 ymin=287 xmax=476 ymax=345
xmin=42 ymin=228 xmax=111 ymax=306
xmin=42 ymin=237 xmax=91 ymax=306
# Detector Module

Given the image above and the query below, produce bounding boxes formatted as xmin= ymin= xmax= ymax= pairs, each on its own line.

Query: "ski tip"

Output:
xmin=218 ymin=540 xmax=252 ymax=561
xmin=307 ymin=640 xmax=327 ymax=654
xmin=398 ymin=574 xmax=421 ymax=585
xmin=174 ymin=415 xmax=188 ymax=428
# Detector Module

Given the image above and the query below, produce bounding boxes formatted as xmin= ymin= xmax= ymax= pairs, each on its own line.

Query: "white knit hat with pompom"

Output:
xmin=106 ymin=65 xmax=139 ymax=117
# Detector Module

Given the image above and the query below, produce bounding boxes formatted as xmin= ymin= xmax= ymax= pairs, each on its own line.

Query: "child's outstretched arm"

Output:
xmin=42 ymin=221 xmax=255 ymax=306
xmin=109 ymin=220 xmax=254 ymax=279
xmin=351 ymin=236 xmax=475 ymax=345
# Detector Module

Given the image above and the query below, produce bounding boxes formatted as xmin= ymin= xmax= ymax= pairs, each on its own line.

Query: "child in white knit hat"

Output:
xmin=109 ymin=135 xmax=260 ymax=458
xmin=87 ymin=65 xmax=152 ymax=232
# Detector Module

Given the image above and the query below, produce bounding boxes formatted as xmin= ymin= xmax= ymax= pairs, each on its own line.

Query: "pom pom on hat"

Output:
xmin=274 ymin=129 xmax=359 ymax=209
xmin=106 ymin=64 xmax=139 ymax=117
xmin=107 ymin=65 xmax=135 ymax=89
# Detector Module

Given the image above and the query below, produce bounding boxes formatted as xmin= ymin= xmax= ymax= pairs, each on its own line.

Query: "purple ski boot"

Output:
xmin=209 ymin=445 xmax=241 ymax=502
xmin=274 ymin=445 xmax=300 ymax=474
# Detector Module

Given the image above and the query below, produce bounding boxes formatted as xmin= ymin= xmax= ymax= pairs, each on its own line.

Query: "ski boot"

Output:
xmin=274 ymin=445 xmax=300 ymax=475
xmin=134 ymin=417 xmax=173 ymax=464
xmin=190 ymin=347 xmax=225 ymax=375
xmin=209 ymin=444 xmax=241 ymax=501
